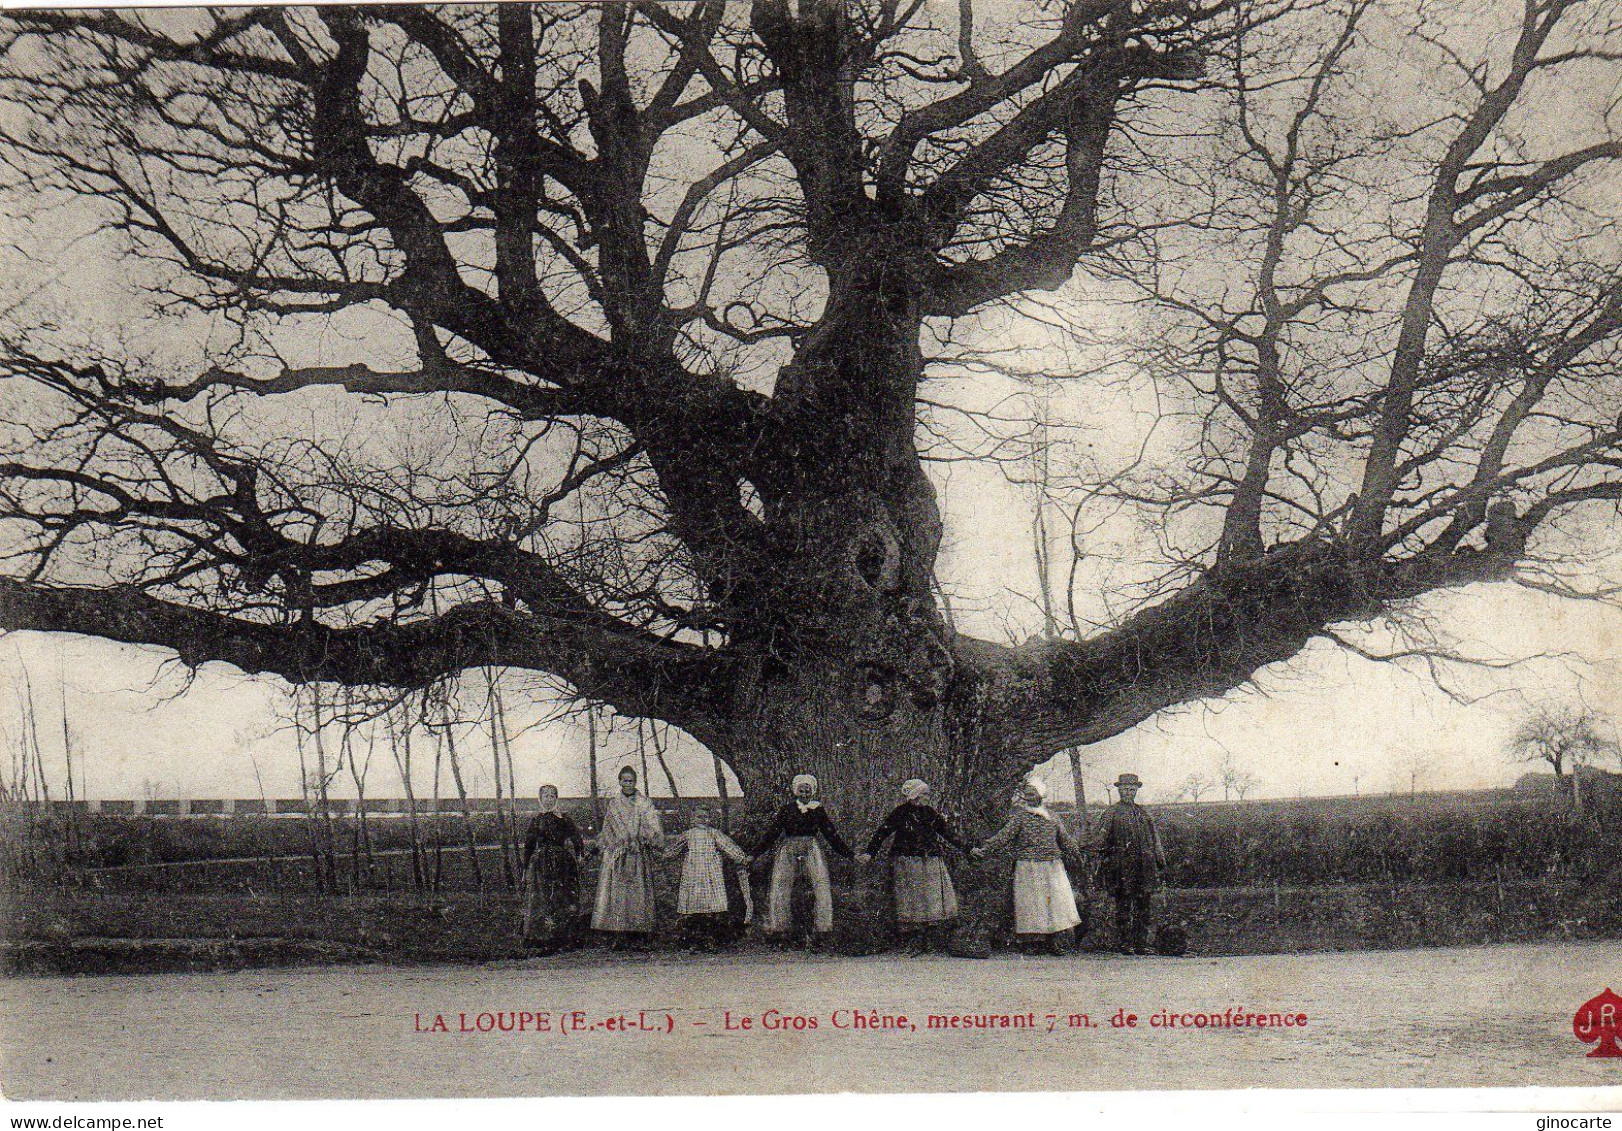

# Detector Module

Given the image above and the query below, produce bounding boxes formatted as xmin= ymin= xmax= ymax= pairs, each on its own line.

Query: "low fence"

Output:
xmin=21 ymin=796 xmax=714 ymax=818
xmin=1 ymin=797 xmax=732 ymax=893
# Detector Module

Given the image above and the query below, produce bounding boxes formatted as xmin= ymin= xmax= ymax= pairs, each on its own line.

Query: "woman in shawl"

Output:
xmin=591 ymin=766 xmax=665 ymax=947
xmin=749 ymin=773 xmax=856 ymax=948
xmin=864 ymin=778 xmax=968 ymax=952
xmin=972 ymin=776 xmax=1082 ymax=955
xmin=519 ymin=784 xmax=585 ymax=953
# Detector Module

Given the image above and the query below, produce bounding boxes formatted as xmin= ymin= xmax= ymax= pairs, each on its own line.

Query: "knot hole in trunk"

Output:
xmin=849 ymin=523 xmax=901 ymax=592
xmin=850 ymin=661 xmax=898 ymax=721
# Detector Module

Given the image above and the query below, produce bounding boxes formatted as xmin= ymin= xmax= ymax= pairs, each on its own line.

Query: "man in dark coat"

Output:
xmin=1095 ymin=773 xmax=1167 ymax=954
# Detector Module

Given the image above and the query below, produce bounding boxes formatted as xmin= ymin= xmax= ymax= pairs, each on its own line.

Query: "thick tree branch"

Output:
xmin=958 ymin=535 xmax=1531 ymax=769
xmin=1349 ymin=0 xmax=1572 ymax=544
xmin=0 ymin=577 xmax=730 ymax=743
xmin=750 ymin=0 xmax=875 ymax=263
xmin=876 ymin=0 xmax=1113 ymax=203
xmin=124 ymin=363 xmax=581 ymax=420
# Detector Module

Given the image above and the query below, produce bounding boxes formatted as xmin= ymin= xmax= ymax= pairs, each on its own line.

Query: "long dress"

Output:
xmin=981 ymin=806 xmax=1081 ymax=936
xmin=592 ymin=792 xmax=664 ymax=933
xmin=750 ymin=801 xmax=856 ymax=934
xmin=666 ymin=826 xmax=750 ymax=915
xmin=520 ymin=811 xmax=584 ymax=947
xmin=865 ymin=801 xmax=967 ymax=924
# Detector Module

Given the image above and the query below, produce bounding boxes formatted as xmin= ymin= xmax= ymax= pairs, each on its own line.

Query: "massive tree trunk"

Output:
xmin=708 ymin=244 xmax=981 ymax=826
xmin=719 ymin=662 xmax=961 ymax=828
xmin=711 ymin=519 xmax=1529 ymax=831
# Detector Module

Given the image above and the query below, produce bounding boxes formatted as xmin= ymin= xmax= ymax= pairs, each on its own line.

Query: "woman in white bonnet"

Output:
xmin=864 ymin=778 xmax=970 ymax=952
xmin=748 ymin=773 xmax=856 ymax=949
xmin=972 ymin=775 xmax=1082 ymax=955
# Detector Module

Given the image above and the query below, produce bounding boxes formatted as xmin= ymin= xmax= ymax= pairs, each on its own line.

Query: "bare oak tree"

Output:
xmin=0 ymin=0 xmax=1619 ymax=819
xmin=1177 ymin=772 xmax=1214 ymax=801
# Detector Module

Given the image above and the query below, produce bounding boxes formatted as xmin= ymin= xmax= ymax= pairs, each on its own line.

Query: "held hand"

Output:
xmin=970 ymin=847 xmax=986 ymax=860
xmin=857 ymin=853 xmax=872 ymax=865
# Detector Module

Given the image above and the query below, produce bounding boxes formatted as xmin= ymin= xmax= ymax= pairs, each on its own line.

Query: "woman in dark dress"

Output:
xmin=750 ymin=774 xmax=856 ymax=947
xmin=864 ymin=778 xmax=969 ymax=951
xmin=520 ymin=784 xmax=585 ymax=952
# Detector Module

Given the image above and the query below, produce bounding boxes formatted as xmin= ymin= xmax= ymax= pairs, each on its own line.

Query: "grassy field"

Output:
xmin=1151 ymin=785 xmax=1622 ymax=886
xmin=4 ymin=782 xmax=1619 ymax=974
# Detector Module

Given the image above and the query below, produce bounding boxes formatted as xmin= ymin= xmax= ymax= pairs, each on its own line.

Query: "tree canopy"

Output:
xmin=0 ymin=0 xmax=1619 ymax=808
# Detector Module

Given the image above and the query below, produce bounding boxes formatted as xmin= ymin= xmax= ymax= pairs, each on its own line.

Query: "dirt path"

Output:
xmin=3 ymin=940 xmax=1618 ymax=1099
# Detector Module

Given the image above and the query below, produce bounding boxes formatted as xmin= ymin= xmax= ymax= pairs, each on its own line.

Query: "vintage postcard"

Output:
xmin=0 ymin=0 xmax=1619 ymax=1106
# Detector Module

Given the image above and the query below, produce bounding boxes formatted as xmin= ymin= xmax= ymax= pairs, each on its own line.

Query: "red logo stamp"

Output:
xmin=1574 ymin=988 xmax=1622 ymax=1057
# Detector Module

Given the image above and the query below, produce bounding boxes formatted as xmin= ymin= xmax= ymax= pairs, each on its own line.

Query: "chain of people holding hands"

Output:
xmin=516 ymin=766 xmax=1169 ymax=958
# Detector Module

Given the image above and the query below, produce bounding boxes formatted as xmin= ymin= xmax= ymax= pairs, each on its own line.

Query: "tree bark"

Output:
xmin=718 ymin=657 xmax=962 ymax=829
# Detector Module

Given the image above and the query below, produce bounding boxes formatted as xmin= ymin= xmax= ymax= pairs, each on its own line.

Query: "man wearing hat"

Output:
xmin=1095 ymin=773 xmax=1167 ymax=954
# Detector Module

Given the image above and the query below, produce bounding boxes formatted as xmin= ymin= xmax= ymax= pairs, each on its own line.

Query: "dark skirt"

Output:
xmin=521 ymin=844 xmax=580 ymax=946
xmin=892 ymin=855 xmax=958 ymax=924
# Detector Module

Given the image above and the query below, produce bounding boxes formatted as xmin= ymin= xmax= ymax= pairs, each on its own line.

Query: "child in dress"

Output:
xmin=666 ymin=806 xmax=752 ymax=950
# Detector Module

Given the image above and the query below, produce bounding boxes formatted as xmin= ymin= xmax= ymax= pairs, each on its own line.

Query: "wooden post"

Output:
xmin=587 ymin=706 xmax=603 ymax=828
xmin=713 ymin=751 xmax=732 ymax=832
